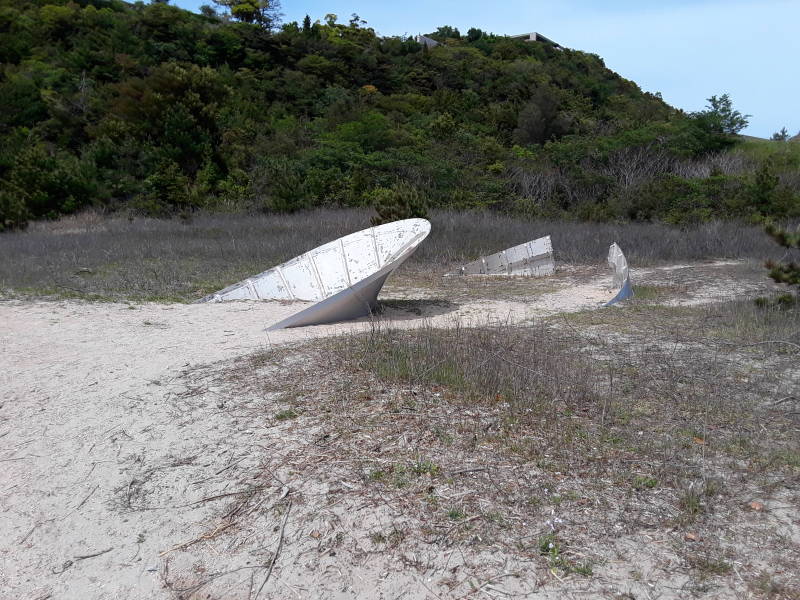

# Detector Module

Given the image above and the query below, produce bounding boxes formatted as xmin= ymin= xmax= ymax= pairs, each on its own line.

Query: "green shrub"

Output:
xmin=5 ymin=144 xmax=97 ymax=219
xmin=252 ymin=157 xmax=313 ymax=212
xmin=0 ymin=183 xmax=30 ymax=231
xmin=135 ymin=159 xmax=191 ymax=215
xmin=369 ymin=182 xmax=428 ymax=225
xmin=765 ymin=222 xmax=800 ymax=303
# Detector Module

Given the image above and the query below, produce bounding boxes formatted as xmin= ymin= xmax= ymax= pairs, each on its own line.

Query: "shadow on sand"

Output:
xmin=374 ymin=298 xmax=459 ymax=321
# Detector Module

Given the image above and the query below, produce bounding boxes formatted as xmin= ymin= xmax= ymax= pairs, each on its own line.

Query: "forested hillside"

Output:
xmin=1 ymin=0 xmax=798 ymax=230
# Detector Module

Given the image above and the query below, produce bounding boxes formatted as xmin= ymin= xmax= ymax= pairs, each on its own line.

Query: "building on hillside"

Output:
xmin=415 ymin=34 xmax=439 ymax=48
xmin=508 ymin=32 xmax=560 ymax=48
xmin=415 ymin=31 xmax=559 ymax=50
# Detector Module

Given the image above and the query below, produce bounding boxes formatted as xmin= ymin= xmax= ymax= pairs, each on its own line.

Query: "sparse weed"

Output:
xmin=274 ymin=409 xmax=298 ymax=421
xmin=632 ymin=475 xmax=659 ymax=490
xmin=370 ymin=531 xmax=386 ymax=545
xmin=369 ymin=528 xmax=406 ymax=548
xmin=685 ymin=551 xmax=732 ymax=577
xmin=327 ymin=297 xmax=798 ymax=581
xmin=538 ymin=532 xmax=561 ymax=557
xmin=391 ymin=465 xmax=409 ymax=488
xmin=631 ymin=284 xmax=677 ymax=301
xmin=678 ymin=487 xmax=705 ymax=524
xmin=411 ymin=459 xmax=440 ymax=476
xmin=447 ymin=507 xmax=466 ymax=521
xmin=485 ymin=510 xmax=505 ymax=525
xmin=571 ymin=562 xmax=594 ymax=576
xmin=750 ymin=571 xmax=800 ymax=598
xmin=367 ymin=468 xmax=386 ymax=482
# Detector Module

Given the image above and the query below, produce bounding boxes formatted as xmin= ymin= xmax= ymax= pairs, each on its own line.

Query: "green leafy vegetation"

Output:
xmin=765 ymin=221 xmax=800 ymax=304
xmin=2 ymin=0 xmax=797 ymax=230
xmin=274 ymin=408 xmax=298 ymax=420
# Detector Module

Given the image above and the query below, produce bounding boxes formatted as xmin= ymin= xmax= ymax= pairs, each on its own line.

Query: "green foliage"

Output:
xmin=0 ymin=184 xmax=30 ymax=231
xmin=369 ymin=182 xmax=428 ymax=225
xmin=657 ymin=94 xmax=751 ymax=157
xmin=512 ymin=87 xmax=571 ymax=146
xmin=137 ymin=159 xmax=191 ymax=215
xmin=701 ymin=93 xmax=750 ymax=135
xmin=739 ymin=137 xmax=800 ymax=167
xmin=211 ymin=0 xmax=281 ymax=28
xmin=252 ymin=157 xmax=312 ymax=212
xmin=771 ymin=127 xmax=789 ymax=142
xmin=0 ymin=2 xmax=790 ymax=227
xmin=328 ymin=111 xmax=395 ymax=153
xmin=2 ymin=142 xmax=96 ymax=219
xmin=430 ymin=25 xmax=461 ymax=41
xmin=765 ymin=222 xmax=800 ymax=302
xmin=748 ymin=159 xmax=799 ymax=219
xmin=466 ymin=27 xmax=484 ymax=42
xmin=608 ymin=174 xmax=743 ymax=225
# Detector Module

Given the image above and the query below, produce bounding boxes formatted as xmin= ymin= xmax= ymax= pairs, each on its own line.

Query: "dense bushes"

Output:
xmin=0 ymin=0 xmax=797 ymax=230
xmin=508 ymin=129 xmax=800 ymax=224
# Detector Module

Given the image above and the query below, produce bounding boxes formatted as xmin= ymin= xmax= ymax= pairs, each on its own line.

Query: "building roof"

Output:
xmin=508 ymin=32 xmax=560 ymax=47
xmin=415 ymin=34 xmax=439 ymax=48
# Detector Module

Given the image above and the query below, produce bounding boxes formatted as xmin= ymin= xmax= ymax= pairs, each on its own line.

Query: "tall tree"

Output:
xmin=211 ymin=0 xmax=281 ymax=28
xmin=703 ymin=93 xmax=750 ymax=135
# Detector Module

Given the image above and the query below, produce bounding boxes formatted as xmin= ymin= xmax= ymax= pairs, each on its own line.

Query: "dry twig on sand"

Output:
xmin=254 ymin=499 xmax=292 ymax=600
xmin=159 ymin=521 xmax=236 ymax=556
xmin=52 ymin=547 xmax=114 ymax=575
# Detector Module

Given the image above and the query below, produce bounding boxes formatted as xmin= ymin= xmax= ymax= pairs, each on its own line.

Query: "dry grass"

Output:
xmin=1 ymin=209 xmax=791 ymax=301
xmin=331 ymin=305 xmax=799 ymax=489
xmin=5 ymin=209 xmax=798 ymax=597
xmin=203 ymin=298 xmax=800 ymax=595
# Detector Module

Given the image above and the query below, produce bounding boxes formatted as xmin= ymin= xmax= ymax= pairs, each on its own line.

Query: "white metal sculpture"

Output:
xmin=197 ymin=218 xmax=431 ymax=329
xmin=452 ymin=235 xmax=555 ymax=277
xmin=604 ymin=242 xmax=633 ymax=306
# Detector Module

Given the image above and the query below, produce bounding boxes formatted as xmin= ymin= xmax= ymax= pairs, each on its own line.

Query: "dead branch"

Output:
xmin=254 ymin=499 xmax=292 ymax=600
xmin=772 ymin=396 xmax=797 ymax=406
xmin=160 ymin=521 xmax=236 ymax=556
xmin=448 ymin=467 xmax=488 ymax=476
xmin=76 ymin=484 xmax=99 ymax=510
xmin=189 ymin=486 xmax=266 ymax=506
xmin=75 ymin=547 xmax=113 ymax=560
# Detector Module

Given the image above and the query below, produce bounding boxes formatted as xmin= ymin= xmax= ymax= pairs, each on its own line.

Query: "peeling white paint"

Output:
xmin=197 ymin=219 xmax=431 ymax=328
xmin=453 ymin=235 xmax=555 ymax=277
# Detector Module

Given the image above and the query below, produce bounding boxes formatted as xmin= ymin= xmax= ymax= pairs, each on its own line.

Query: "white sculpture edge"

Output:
xmin=197 ymin=218 xmax=430 ymax=304
xmin=195 ymin=218 xmax=431 ymax=329
xmin=604 ymin=242 xmax=634 ymax=306
xmin=267 ymin=244 xmax=413 ymax=330
xmin=450 ymin=235 xmax=555 ymax=277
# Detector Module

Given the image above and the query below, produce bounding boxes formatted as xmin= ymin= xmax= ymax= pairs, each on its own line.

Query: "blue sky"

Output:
xmin=170 ymin=0 xmax=799 ymax=138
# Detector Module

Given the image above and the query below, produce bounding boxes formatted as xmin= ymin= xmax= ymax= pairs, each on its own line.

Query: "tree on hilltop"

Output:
xmin=211 ymin=0 xmax=281 ymax=28
xmin=702 ymin=93 xmax=750 ymax=135
xmin=771 ymin=127 xmax=789 ymax=141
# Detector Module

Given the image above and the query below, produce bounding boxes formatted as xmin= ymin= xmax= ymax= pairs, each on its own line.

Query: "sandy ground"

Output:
xmin=0 ymin=261 xmax=780 ymax=599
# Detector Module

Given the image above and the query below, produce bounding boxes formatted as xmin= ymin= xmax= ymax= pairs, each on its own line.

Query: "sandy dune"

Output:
xmin=0 ymin=261 xmax=774 ymax=599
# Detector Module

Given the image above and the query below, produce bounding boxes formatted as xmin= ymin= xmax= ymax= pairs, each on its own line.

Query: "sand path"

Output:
xmin=0 ymin=261 xmax=769 ymax=598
